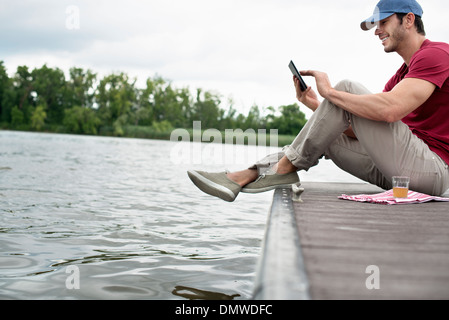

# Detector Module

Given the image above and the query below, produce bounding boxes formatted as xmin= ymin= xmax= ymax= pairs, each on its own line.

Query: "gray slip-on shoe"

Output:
xmin=187 ymin=170 xmax=242 ymax=202
xmin=241 ymin=171 xmax=300 ymax=193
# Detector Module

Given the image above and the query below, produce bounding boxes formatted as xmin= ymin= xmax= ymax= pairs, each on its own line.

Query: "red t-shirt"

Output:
xmin=384 ymin=39 xmax=449 ymax=165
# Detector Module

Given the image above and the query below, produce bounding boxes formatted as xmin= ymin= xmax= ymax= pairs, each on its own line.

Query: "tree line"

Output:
xmin=0 ymin=61 xmax=307 ymax=139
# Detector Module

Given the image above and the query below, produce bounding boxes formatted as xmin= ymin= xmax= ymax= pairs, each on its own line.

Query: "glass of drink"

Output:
xmin=392 ymin=176 xmax=410 ymax=198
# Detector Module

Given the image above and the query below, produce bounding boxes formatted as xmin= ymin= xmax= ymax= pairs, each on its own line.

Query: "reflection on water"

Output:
xmin=172 ymin=285 xmax=240 ymax=300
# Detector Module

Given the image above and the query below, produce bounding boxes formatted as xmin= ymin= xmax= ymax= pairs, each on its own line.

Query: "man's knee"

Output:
xmin=334 ymin=79 xmax=371 ymax=95
xmin=334 ymin=79 xmax=353 ymax=92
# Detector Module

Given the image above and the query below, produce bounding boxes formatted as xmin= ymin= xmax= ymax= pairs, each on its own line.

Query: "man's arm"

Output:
xmin=302 ymin=70 xmax=436 ymax=123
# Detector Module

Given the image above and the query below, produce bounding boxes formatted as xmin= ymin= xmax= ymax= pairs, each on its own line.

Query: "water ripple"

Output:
xmin=0 ymin=131 xmax=272 ymax=300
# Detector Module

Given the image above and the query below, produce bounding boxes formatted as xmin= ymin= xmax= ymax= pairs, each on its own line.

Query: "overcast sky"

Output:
xmin=1 ymin=0 xmax=448 ymax=119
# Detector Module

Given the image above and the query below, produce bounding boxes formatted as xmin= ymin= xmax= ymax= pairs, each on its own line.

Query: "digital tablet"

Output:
xmin=288 ymin=60 xmax=308 ymax=92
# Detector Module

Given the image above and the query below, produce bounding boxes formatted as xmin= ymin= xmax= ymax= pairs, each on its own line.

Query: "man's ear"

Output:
xmin=404 ymin=13 xmax=416 ymax=30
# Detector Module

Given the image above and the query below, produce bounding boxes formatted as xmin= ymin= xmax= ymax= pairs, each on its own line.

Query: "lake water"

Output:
xmin=0 ymin=130 xmax=361 ymax=300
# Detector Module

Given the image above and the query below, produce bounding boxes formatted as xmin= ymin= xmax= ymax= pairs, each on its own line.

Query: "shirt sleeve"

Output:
xmin=383 ymin=63 xmax=408 ymax=92
xmin=383 ymin=75 xmax=396 ymax=92
xmin=405 ymin=47 xmax=449 ymax=88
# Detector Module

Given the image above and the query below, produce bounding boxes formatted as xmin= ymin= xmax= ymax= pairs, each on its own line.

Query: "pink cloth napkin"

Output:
xmin=339 ymin=189 xmax=449 ymax=205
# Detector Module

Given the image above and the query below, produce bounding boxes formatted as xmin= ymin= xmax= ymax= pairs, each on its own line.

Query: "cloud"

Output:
xmin=1 ymin=1 xmax=97 ymax=54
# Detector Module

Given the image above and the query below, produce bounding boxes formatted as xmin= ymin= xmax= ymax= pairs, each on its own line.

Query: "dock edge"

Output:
xmin=252 ymin=187 xmax=310 ymax=300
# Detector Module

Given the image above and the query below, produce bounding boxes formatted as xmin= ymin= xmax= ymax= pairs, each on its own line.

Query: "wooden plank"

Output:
xmin=293 ymin=182 xmax=449 ymax=300
xmin=253 ymin=188 xmax=310 ymax=300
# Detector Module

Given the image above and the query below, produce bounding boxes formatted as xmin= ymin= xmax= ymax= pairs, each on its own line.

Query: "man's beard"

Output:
xmin=384 ymin=27 xmax=406 ymax=53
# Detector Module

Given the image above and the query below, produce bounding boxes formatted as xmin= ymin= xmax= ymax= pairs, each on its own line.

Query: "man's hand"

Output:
xmin=293 ymin=76 xmax=320 ymax=111
xmin=300 ymin=70 xmax=334 ymax=99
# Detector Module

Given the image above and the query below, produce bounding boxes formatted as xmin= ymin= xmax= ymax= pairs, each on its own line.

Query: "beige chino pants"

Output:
xmin=252 ymin=80 xmax=449 ymax=196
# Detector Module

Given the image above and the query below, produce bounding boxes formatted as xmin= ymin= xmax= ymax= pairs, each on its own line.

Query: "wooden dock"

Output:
xmin=253 ymin=182 xmax=449 ymax=300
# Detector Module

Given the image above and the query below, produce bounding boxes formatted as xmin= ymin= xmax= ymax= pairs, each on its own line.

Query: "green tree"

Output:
xmin=138 ymin=76 xmax=187 ymax=128
xmin=31 ymin=64 xmax=67 ymax=125
xmin=151 ymin=119 xmax=173 ymax=133
xmin=136 ymin=77 xmax=158 ymax=126
xmin=11 ymin=106 xmax=24 ymax=127
xmin=212 ymin=98 xmax=234 ymax=130
xmin=243 ymin=105 xmax=263 ymax=130
xmin=67 ymin=67 xmax=97 ymax=108
xmin=63 ymin=105 xmax=100 ymax=135
xmin=267 ymin=103 xmax=307 ymax=135
xmin=113 ymin=114 xmax=128 ymax=136
xmin=11 ymin=66 xmax=34 ymax=125
xmin=0 ymin=61 xmax=9 ymax=123
xmin=0 ymin=85 xmax=15 ymax=124
xmin=177 ymin=87 xmax=193 ymax=128
xmin=31 ymin=104 xmax=47 ymax=131
xmin=160 ymin=84 xmax=185 ymax=127
xmin=0 ymin=61 xmax=309 ymax=140
xmin=96 ymin=73 xmax=137 ymax=128
xmin=192 ymin=88 xmax=222 ymax=128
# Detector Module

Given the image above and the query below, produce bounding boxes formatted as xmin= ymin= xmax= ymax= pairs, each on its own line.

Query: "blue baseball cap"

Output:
xmin=361 ymin=0 xmax=423 ymax=30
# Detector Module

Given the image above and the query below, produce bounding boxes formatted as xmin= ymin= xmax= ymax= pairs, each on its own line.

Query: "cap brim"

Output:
xmin=360 ymin=12 xmax=395 ymax=31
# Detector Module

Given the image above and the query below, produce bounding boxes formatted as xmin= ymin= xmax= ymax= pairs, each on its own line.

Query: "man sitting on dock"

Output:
xmin=188 ymin=0 xmax=449 ymax=202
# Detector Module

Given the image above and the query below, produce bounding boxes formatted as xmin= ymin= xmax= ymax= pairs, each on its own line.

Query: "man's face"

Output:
xmin=374 ymin=14 xmax=406 ymax=53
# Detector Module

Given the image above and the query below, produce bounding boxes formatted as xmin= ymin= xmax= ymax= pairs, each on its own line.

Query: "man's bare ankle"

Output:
xmin=274 ymin=157 xmax=297 ymax=175
xmin=227 ymin=169 xmax=258 ymax=187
